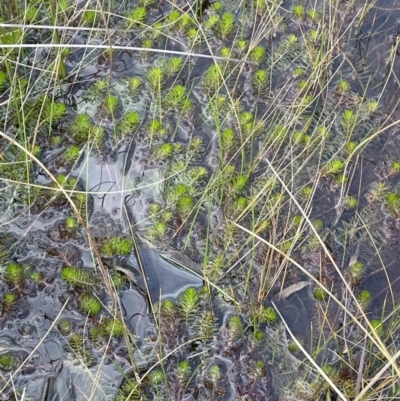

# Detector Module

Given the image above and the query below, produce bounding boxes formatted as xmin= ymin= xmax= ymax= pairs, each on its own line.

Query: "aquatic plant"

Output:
xmin=141 ymin=38 xmax=153 ymax=50
xmin=178 ymin=15 xmax=194 ymax=31
xmin=197 ymin=310 xmax=216 ymax=338
xmin=211 ymin=1 xmax=223 ymax=12
xmin=169 ymin=183 xmax=189 ymax=202
xmin=58 ymin=318 xmax=74 ymax=335
xmin=240 ymin=111 xmax=253 ymax=126
xmin=176 ymin=361 xmax=191 ymax=381
xmin=350 ymin=261 xmax=365 ymax=278
xmin=147 ymin=66 xmax=164 ymax=91
xmin=189 ymin=166 xmax=208 ymax=182
xmin=3 ymin=293 xmax=17 ymax=310
xmin=147 ymin=369 xmax=165 ymax=386
xmin=217 ymin=12 xmax=235 ymax=38
xmin=65 ymin=216 xmax=78 ymax=230
xmin=166 ymin=57 xmax=183 ymax=77
xmin=0 ymin=353 xmax=14 ymax=371
xmin=116 ymin=379 xmax=140 ymax=401
xmin=249 ymin=46 xmax=266 ymax=63
xmin=101 ymin=236 xmax=133 ymax=257
xmin=220 ymin=47 xmax=232 ymax=58
xmin=165 ymin=10 xmax=194 ymax=31
xmin=288 ymin=341 xmax=300 ymax=353
xmin=308 ymin=29 xmax=320 ymax=43
xmin=164 ymin=84 xmax=187 ymax=109
xmin=146 ymin=222 xmax=168 ymax=241
xmin=253 ymin=329 xmax=265 ymax=342
xmin=232 ymin=174 xmax=248 ymax=192
xmin=30 ymin=271 xmax=43 ymax=283
xmin=298 ymin=79 xmax=309 ymax=91
xmin=345 ymin=141 xmax=357 ymax=156
xmin=126 ymin=7 xmax=147 ymax=26
xmin=251 ymin=360 xmax=266 ymax=377
xmin=220 ymin=128 xmax=235 ymax=152
xmin=179 ymin=287 xmax=199 ymax=317
xmin=253 ymin=69 xmax=268 ymax=93
xmin=358 ymin=289 xmax=371 ymax=309
xmin=189 ymin=137 xmax=203 ymax=155
xmin=292 ymin=131 xmax=304 ymax=145
xmin=341 ymin=109 xmax=356 ymax=128
xmin=207 ymin=363 xmax=222 ymax=381
xmin=386 ymin=192 xmax=400 ymax=214
xmin=272 ymin=124 xmax=288 ymax=142
xmin=337 ymin=79 xmax=350 ymax=93
xmin=68 ymin=113 xmax=92 ymax=142
xmin=226 ymin=314 xmax=243 ymax=338
xmin=236 ymin=39 xmax=248 ymax=54
xmin=4 ymin=263 xmax=25 ymax=286
xmin=314 ymin=287 xmax=326 ymax=300
xmin=104 ymin=47 xmax=116 ymax=59
xmin=69 ymin=334 xmax=95 ymax=366
xmin=44 ymin=100 xmax=67 ymax=122
xmin=324 ymin=159 xmax=344 ymax=175
xmin=345 ymin=196 xmax=358 ymax=209
xmin=94 ymin=79 xmax=107 ymax=94
xmin=112 ymin=272 xmax=125 ymax=289
xmin=155 ymin=143 xmax=174 ymax=160
xmin=187 ymin=28 xmax=200 ymax=43
xmin=165 ymin=10 xmax=180 ymax=26
xmin=261 ymin=306 xmax=278 ymax=324
xmin=308 ymin=8 xmax=320 ymax=21
xmin=61 ymin=266 xmax=96 ymax=288
xmin=203 ymin=64 xmax=222 ymax=90
xmin=391 ymin=161 xmax=400 ymax=173
xmin=64 ymin=145 xmax=81 ymax=164
xmin=123 ymin=110 xmax=140 ymax=127
xmin=103 ymin=318 xmax=123 ymax=338
xmin=162 ymin=299 xmax=175 ymax=315
xmin=104 ymin=94 xmax=118 ymax=114
xmin=369 ymin=319 xmax=383 ymax=336
xmin=233 ymin=196 xmax=248 ymax=214
xmin=74 ymin=193 xmax=90 ymax=221
xmin=177 ymin=196 xmax=194 ymax=216
xmin=25 ymin=6 xmax=39 ymax=23
xmin=55 ymin=174 xmax=78 ymax=192
xmin=313 ymin=219 xmax=324 ymax=231
xmin=370 ymin=183 xmax=389 ymax=202
xmin=293 ymin=5 xmax=306 ymax=18
xmin=59 ymin=0 xmax=70 ymax=13
xmin=80 ymin=294 xmax=102 ymax=316
xmin=0 ymin=70 xmax=7 ymax=91
xmin=83 ymin=10 xmax=97 ymax=25
xmin=118 ymin=111 xmax=141 ymax=136
xmin=280 ymin=240 xmax=292 ymax=253
xmin=148 ymin=119 xmax=167 ymax=138
xmin=294 ymin=67 xmax=305 ymax=77
xmin=89 ymin=326 xmax=103 ymax=342
xmin=129 ymin=77 xmax=142 ymax=92
xmin=367 ymin=99 xmax=379 ymax=114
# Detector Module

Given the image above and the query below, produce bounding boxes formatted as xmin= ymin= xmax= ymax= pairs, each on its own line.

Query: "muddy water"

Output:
xmin=1 ymin=0 xmax=400 ymax=400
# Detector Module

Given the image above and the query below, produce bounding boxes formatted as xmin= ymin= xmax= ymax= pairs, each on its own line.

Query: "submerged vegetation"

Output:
xmin=0 ymin=0 xmax=400 ymax=400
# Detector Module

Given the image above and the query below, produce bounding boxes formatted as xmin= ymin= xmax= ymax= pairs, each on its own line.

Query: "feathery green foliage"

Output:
xmin=80 ymin=294 xmax=102 ymax=315
xmin=61 ymin=266 xmax=96 ymax=287
xmin=101 ymin=236 xmax=133 ymax=256
xmin=179 ymin=287 xmax=199 ymax=316
xmin=4 ymin=263 xmax=25 ymax=286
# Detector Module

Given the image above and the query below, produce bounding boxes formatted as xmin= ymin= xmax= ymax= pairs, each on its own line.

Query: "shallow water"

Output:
xmin=1 ymin=0 xmax=400 ymax=399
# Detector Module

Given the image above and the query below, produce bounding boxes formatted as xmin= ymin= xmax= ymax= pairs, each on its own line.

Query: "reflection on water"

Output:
xmin=1 ymin=0 xmax=400 ymax=399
